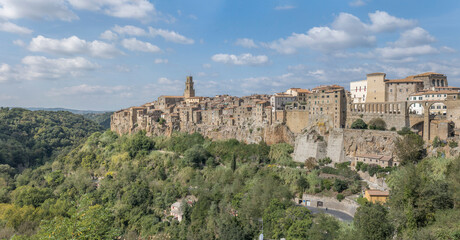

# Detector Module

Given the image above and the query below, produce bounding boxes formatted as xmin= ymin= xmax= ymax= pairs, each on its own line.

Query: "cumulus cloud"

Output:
xmin=99 ymin=30 xmax=117 ymax=41
xmin=235 ymin=38 xmax=258 ymax=48
xmin=266 ymin=11 xmax=415 ymax=54
xmin=211 ymin=53 xmax=269 ymax=66
xmin=48 ymin=84 xmax=126 ymax=96
xmin=121 ymin=38 xmax=161 ymax=53
xmin=113 ymin=25 xmax=146 ymax=36
xmin=0 ymin=21 xmax=32 ymax=34
xmin=0 ymin=0 xmax=78 ymax=21
xmin=368 ymin=11 xmax=416 ymax=33
xmin=274 ymin=5 xmax=296 ymax=10
xmin=154 ymin=58 xmax=168 ymax=64
xmin=158 ymin=77 xmax=180 ymax=85
xmin=28 ymin=35 xmax=121 ymax=58
xmin=21 ymin=56 xmax=99 ymax=80
xmin=392 ymin=27 xmax=436 ymax=47
xmin=67 ymin=0 xmax=154 ymax=20
xmin=375 ymin=45 xmax=439 ymax=60
xmin=0 ymin=63 xmax=12 ymax=82
xmin=349 ymin=0 xmax=366 ymax=7
xmin=148 ymin=27 xmax=194 ymax=44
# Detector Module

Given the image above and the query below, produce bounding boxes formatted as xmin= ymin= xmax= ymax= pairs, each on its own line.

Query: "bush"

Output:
xmin=351 ymin=119 xmax=367 ymax=129
xmin=367 ymin=164 xmax=382 ymax=177
xmin=333 ymin=179 xmax=348 ymax=193
xmin=395 ymin=134 xmax=425 ymax=165
xmin=432 ymin=136 xmax=441 ymax=148
xmin=123 ymin=131 xmax=155 ymax=158
xmin=336 ymin=193 xmax=345 ymax=202
xmin=368 ymin=118 xmax=386 ymax=130
xmin=390 ymin=127 xmax=396 ymax=131
xmin=449 ymin=141 xmax=458 ymax=148
xmin=397 ymin=127 xmax=413 ymax=135
xmin=318 ymin=157 xmax=332 ymax=166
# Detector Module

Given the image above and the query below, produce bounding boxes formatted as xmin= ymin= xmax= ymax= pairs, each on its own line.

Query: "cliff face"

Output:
xmin=111 ymin=113 xmax=295 ymax=145
xmin=293 ymin=129 xmax=398 ymax=163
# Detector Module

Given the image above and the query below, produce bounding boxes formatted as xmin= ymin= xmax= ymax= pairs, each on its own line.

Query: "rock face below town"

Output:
xmin=294 ymin=129 xmax=399 ymax=163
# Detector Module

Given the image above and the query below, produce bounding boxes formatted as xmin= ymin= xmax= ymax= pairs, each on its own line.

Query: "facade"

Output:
xmin=409 ymin=90 xmax=459 ymax=115
xmin=270 ymin=93 xmax=296 ymax=112
xmin=352 ymin=154 xmax=397 ymax=168
xmin=366 ymin=73 xmax=386 ymax=102
xmin=350 ymin=80 xmax=367 ymax=103
xmin=364 ymin=189 xmax=389 ymax=203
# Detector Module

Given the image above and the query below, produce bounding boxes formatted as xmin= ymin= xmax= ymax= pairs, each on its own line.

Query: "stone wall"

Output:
xmin=285 ymin=110 xmax=309 ymax=134
xmin=294 ymin=129 xmax=399 ymax=163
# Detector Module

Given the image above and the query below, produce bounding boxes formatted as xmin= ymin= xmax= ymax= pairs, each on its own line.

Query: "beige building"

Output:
xmin=366 ymin=73 xmax=386 ymax=102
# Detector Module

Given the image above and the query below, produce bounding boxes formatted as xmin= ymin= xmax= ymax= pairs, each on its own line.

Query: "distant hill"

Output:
xmin=0 ymin=107 xmax=104 ymax=168
xmin=27 ymin=107 xmax=109 ymax=114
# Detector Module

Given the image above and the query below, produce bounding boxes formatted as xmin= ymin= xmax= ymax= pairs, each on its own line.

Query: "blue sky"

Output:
xmin=1 ymin=0 xmax=460 ymax=110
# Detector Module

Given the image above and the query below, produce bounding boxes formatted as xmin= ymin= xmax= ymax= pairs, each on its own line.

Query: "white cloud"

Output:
xmin=113 ymin=25 xmax=146 ymax=36
xmin=13 ymin=39 xmax=25 ymax=47
xmin=211 ymin=53 xmax=269 ymax=66
xmin=99 ymin=30 xmax=117 ymax=41
xmin=349 ymin=0 xmax=366 ymax=7
xmin=274 ymin=5 xmax=296 ymax=10
xmin=28 ymin=35 xmax=121 ymax=58
xmin=266 ymin=11 xmax=415 ymax=54
xmin=121 ymin=38 xmax=161 ymax=53
xmin=48 ymin=84 xmax=127 ymax=96
xmin=148 ymin=27 xmax=194 ymax=44
xmin=158 ymin=77 xmax=180 ymax=85
xmin=154 ymin=58 xmax=168 ymax=64
xmin=0 ymin=21 xmax=32 ymax=34
xmin=0 ymin=63 xmax=12 ymax=82
xmin=0 ymin=56 xmax=100 ymax=82
xmin=0 ymin=0 xmax=77 ymax=21
xmin=375 ymin=45 xmax=439 ymax=60
xmin=67 ymin=0 xmax=154 ymax=20
xmin=392 ymin=27 xmax=435 ymax=47
xmin=202 ymin=63 xmax=211 ymax=68
xmin=235 ymin=38 xmax=258 ymax=48
xmin=368 ymin=11 xmax=416 ymax=33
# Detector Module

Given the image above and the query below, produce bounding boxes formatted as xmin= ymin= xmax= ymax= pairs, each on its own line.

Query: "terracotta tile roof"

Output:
xmin=161 ymin=96 xmax=184 ymax=98
xmin=386 ymin=75 xmax=423 ymax=83
xmin=410 ymin=90 xmax=459 ymax=96
xmin=414 ymin=72 xmax=444 ymax=77
xmin=366 ymin=189 xmax=390 ymax=196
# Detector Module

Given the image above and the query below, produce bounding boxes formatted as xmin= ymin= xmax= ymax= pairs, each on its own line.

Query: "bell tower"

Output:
xmin=184 ymin=75 xmax=195 ymax=98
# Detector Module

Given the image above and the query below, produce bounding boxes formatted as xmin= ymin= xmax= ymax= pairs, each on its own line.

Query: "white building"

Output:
xmin=409 ymin=90 xmax=458 ymax=115
xmin=270 ymin=93 xmax=296 ymax=112
xmin=350 ymin=80 xmax=367 ymax=103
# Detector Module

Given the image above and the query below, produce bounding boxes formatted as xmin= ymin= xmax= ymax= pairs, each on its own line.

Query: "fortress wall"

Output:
xmin=285 ymin=110 xmax=309 ymax=134
xmin=346 ymin=112 xmax=407 ymax=130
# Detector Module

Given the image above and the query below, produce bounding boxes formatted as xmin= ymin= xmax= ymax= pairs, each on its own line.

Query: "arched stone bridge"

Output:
xmin=348 ymin=100 xmax=452 ymax=141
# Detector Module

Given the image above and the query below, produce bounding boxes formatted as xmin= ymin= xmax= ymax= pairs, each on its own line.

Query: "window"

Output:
xmin=399 ymin=89 xmax=402 ymax=92
xmin=390 ymin=89 xmax=393 ymax=92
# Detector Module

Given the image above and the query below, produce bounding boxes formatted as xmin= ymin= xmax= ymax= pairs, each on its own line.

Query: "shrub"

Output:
xmin=397 ymin=127 xmax=413 ymax=135
xmin=367 ymin=164 xmax=382 ymax=177
xmin=449 ymin=141 xmax=458 ymax=148
xmin=432 ymin=136 xmax=441 ymax=148
xmin=318 ymin=157 xmax=332 ymax=166
xmin=390 ymin=127 xmax=396 ymax=131
xmin=351 ymin=119 xmax=367 ymax=129
xmin=368 ymin=118 xmax=386 ymax=130
xmin=333 ymin=179 xmax=348 ymax=193
xmin=336 ymin=194 xmax=345 ymax=202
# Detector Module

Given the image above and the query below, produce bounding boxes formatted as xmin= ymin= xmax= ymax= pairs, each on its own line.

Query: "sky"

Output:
xmin=1 ymin=0 xmax=460 ymax=111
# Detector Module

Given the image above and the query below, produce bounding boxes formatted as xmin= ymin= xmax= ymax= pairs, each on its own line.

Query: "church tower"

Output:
xmin=184 ymin=75 xmax=195 ymax=98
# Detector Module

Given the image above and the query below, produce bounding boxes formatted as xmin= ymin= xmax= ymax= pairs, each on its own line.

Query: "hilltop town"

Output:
xmin=112 ymin=72 xmax=460 ymax=143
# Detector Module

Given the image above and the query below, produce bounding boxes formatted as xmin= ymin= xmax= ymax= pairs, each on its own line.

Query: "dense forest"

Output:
xmin=0 ymin=108 xmax=458 ymax=239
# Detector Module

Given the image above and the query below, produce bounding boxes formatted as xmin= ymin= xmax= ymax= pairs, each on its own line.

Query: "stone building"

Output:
xmin=350 ymin=79 xmax=367 ymax=103
xmin=270 ymin=93 xmax=296 ymax=112
xmin=184 ymin=75 xmax=195 ymax=98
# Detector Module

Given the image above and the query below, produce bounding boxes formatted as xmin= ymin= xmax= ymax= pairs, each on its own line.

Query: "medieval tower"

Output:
xmin=184 ymin=75 xmax=195 ymax=98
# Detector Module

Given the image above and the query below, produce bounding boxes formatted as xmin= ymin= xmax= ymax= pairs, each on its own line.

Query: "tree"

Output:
xmin=351 ymin=119 xmax=367 ymax=129
xmin=183 ymin=145 xmax=211 ymax=168
xmin=35 ymin=195 xmax=120 ymax=239
xmin=368 ymin=118 xmax=386 ymax=130
xmin=296 ymin=176 xmax=309 ymax=193
xmin=307 ymin=214 xmax=340 ymax=240
xmin=231 ymin=154 xmax=237 ymax=172
xmin=333 ymin=179 xmax=348 ymax=193
xmin=354 ymin=203 xmax=393 ymax=240
xmin=123 ymin=130 xmax=155 ymax=158
xmin=394 ymin=134 xmax=425 ymax=165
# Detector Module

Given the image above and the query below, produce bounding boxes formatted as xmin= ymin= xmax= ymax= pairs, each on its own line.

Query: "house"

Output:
xmin=364 ymin=189 xmax=389 ymax=203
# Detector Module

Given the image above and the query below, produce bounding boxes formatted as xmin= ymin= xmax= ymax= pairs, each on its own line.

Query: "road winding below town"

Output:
xmin=305 ymin=206 xmax=354 ymax=222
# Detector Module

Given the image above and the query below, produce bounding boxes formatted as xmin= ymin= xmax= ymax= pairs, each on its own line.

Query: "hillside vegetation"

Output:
xmin=0 ymin=108 xmax=103 ymax=169
xmin=0 ymin=109 xmax=458 ymax=239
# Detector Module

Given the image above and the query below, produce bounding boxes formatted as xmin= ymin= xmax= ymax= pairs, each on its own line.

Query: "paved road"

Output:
xmin=304 ymin=206 xmax=354 ymax=222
